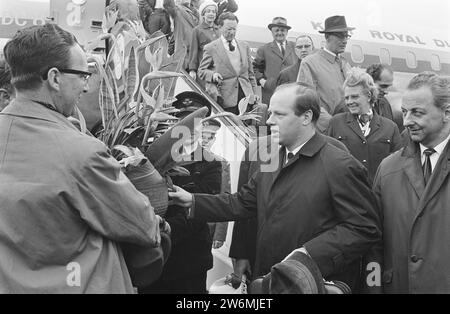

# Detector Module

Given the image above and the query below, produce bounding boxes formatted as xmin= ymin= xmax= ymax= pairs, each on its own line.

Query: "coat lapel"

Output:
xmin=415 ymin=141 xmax=450 ymax=218
xmin=270 ymin=41 xmax=284 ymax=60
xmin=269 ymin=148 xmax=285 ymax=187
xmin=367 ymin=113 xmax=381 ymax=138
xmin=402 ymin=143 xmax=425 ymax=199
xmin=217 ymin=40 xmax=238 ymax=76
xmin=284 ymin=42 xmax=295 ymax=62
xmin=345 ymin=113 xmax=366 ymax=141
xmin=236 ymin=40 xmax=246 ymax=75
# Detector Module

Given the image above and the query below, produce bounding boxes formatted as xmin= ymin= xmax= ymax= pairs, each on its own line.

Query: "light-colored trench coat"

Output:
xmin=0 ymin=99 xmax=159 ymax=293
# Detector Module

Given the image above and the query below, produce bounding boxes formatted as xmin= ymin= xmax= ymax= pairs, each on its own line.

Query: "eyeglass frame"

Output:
xmin=295 ymin=44 xmax=312 ymax=49
xmin=329 ymin=32 xmax=352 ymax=39
xmin=42 ymin=67 xmax=92 ymax=81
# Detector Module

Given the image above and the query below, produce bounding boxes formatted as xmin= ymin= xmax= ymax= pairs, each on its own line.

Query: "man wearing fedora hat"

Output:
xmin=297 ymin=15 xmax=354 ymax=132
xmin=254 ymin=17 xmax=297 ymax=105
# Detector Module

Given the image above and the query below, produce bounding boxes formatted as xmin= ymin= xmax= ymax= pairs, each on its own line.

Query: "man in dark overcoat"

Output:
xmin=170 ymin=83 xmax=381 ymax=291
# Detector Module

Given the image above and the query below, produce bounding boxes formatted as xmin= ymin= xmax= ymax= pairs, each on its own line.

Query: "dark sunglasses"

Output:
xmin=42 ymin=68 xmax=92 ymax=81
xmin=330 ymin=32 xmax=351 ymax=39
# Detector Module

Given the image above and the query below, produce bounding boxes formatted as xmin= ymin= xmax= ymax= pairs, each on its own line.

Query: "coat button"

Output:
xmin=411 ymin=255 xmax=420 ymax=263
xmin=362 ymin=160 xmax=367 ymax=163
xmin=362 ymin=141 xmax=367 ymax=144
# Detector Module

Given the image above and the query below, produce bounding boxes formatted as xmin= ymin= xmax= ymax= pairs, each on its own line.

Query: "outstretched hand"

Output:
xmin=168 ymin=185 xmax=193 ymax=208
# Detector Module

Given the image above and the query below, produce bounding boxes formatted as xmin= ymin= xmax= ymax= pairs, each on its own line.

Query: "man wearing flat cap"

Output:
xmin=297 ymin=15 xmax=354 ymax=132
xmin=254 ymin=17 xmax=297 ymax=105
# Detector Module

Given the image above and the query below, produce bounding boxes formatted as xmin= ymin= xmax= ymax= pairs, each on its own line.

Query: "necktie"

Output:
xmin=423 ymin=148 xmax=436 ymax=185
xmin=336 ymin=55 xmax=345 ymax=78
xmin=280 ymin=43 xmax=285 ymax=57
xmin=228 ymin=40 xmax=235 ymax=52
xmin=288 ymin=152 xmax=294 ymax=160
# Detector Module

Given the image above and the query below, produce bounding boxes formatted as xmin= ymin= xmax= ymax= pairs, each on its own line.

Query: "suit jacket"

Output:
xmin=369 ymin=139 xmax=450 ymax=293
xmin=198 ymin=38 xmax=257 ymax=108
xmin=192 ymin=133 xmax=381 ymax=287
xmin=254 ymin=41 xmax=297 ymax=104
xmin=277 ymin=58 xmax=301 ymax=86
xmin=328 ymin=112 xmax=402 ymax=182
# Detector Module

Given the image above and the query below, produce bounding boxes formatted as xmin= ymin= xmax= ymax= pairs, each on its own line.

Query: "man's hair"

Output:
xmin=275 ymin=83 xmax=321 ymax=122
xmin=3 ymin=24 xmax=78 ymax=91
xmin=0 ymin=59 xmax=13 ymax=93
xmin=407 ymin=72 xmax=450 ymax=110
xmin=344 ymin=67 xmax=379 ymax=104
xmin=366 ymin=63 xmax=393 ymax=82
xmin=296 ymin=34 xmax=315 ymax=49
xmin=217 ymin=12 xmax=238 ymax=26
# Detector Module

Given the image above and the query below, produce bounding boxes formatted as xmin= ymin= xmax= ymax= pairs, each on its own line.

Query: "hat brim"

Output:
xmin=268 ymin=24 xmax=292 ymax=30
xmin=319 ymin=27 xmax=355 ymax=33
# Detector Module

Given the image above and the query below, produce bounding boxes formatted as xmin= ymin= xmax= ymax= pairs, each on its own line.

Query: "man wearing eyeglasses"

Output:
xmin=277 ymin=35 xmax=315 ymax=87
xmin=0 ymin=24 xmax=164 ymax=293
xmin=297 ymin=15 xmax=354 ymax=133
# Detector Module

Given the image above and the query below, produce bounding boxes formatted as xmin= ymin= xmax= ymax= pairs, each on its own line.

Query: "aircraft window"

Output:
xmin=406 ymin=51 xmax=417 ymax=68
xmin=379 ymin=48 xmax=391 ymax=65
xmin=350 ymin=45 xmax=364 ymax=63
xmin=431 ymin=54 xmax=441 ymax=71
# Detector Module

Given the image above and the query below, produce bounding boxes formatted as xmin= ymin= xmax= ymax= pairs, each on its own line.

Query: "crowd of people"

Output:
xmin=0 ymin=0 xmax=450 ymax=294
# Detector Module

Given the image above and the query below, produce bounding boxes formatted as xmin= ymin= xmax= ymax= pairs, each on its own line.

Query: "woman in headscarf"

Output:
xmin=327 ymin=67 xmax=402 ymax=182
xmin=188 ymin=0 xmax=220 ymax=88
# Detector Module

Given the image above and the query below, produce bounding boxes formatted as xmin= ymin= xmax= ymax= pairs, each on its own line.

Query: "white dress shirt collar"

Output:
xmin=419 ymin=132 xmax=450 ymax=172
xmin=221 ymin=36 xmax=237 ymax=51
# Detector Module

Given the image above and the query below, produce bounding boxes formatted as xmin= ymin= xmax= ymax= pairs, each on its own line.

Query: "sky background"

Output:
xmin=237 ymin=0 xmax=450 ymax=40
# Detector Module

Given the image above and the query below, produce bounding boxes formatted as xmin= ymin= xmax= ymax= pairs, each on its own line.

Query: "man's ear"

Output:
xmin=46 ymin=68 xmax=61 ymax=92
xmin=443 ymin=103 xmax=450 ymax=123
xmin=302 ymin=109 xmax=313 ymax=125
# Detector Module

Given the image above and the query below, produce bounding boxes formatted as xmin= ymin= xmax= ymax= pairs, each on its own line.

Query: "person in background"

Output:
xmin=142 ymin=108 xmax=224 ymax=294
xmin=327 ymin=67 xmax=402 ymax=182
xmin=0 ymin=59 xmax=14 ymax=112
xmin=188 ymin=0 xmax=220 ymax=89
xmin=254 ymin=17 xmax=297 ymax=105
xmin=214 ymin=0 xmax=238 ymax=23
xmin=0 ymin=24 xmax=164 ymax=293
xmin=137 ymin=0 xmax=176 ymax=36
xmin=201 ymin=118 xmax=230 ymax=250
xmin=198 ymin=12 xmax=257 ymax=115
xmin=277 ymin=35 xmax=314 ymax=86
xmin=172 ymin=0 xmax=200 ymax=68
xmin=367 ymin=72 xmax=450 ymax=293
xmin=297 ymin=15 xmax=354 ymax=132
xmin=366 ymin=63 xmax=404 ymax=132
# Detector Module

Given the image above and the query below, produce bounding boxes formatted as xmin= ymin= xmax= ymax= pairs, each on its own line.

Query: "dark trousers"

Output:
xmin=146 ymin=10 xmax=171 ymax=36
xmin=139 ymin=272 xmax=208 ymax=294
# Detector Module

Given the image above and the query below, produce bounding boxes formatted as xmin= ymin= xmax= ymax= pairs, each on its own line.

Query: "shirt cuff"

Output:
xmin=187 ymin=194 xmax=195 ymax=219
xmin=283 ymin=247 xmax=311 ymax=262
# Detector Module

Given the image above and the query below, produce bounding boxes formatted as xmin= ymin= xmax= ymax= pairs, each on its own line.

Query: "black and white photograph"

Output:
xmin=0 ymin=0 xmax=449 ymax=298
